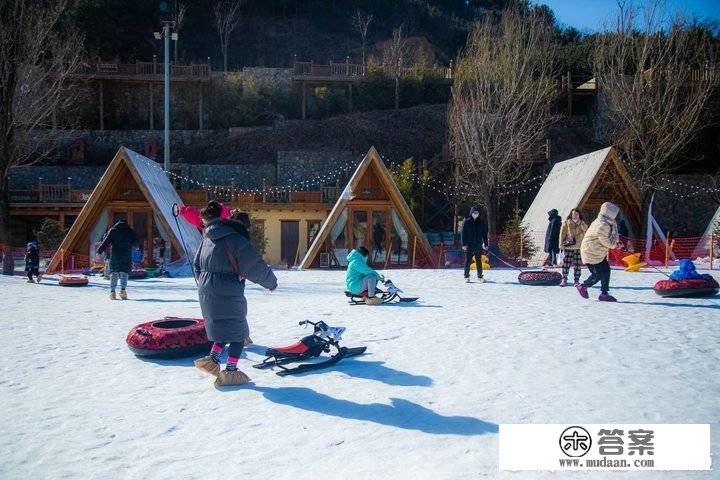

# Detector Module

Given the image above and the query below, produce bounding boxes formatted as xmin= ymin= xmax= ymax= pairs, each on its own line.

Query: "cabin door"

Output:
xmin=348 ymin=206 xmax=391 ymax=267
xmin=281 ymin=220 xmax=300 ymax=267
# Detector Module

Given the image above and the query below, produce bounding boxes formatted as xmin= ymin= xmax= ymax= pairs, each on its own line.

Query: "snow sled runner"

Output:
xmin=345 ymin=279 xmax=419 ymax=305
xmin=253 ymin=320 xmax=366 ymax=376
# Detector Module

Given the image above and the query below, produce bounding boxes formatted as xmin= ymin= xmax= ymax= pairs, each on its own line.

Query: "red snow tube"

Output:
xmin=129 ymin=269 xmax=147 ymax=280
xmin=518 ymin=270 xmax=562 ymax=286
xmin=126 ymin=317 xmax=211 ymax=358
xmin=653 ymin=278 xmax=719 ymax=298
xmin=58 ymin=275 xmax=89 ymax=287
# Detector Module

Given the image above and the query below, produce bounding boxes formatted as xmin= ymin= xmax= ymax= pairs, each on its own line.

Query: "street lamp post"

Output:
xmin=154 ymin=21 xmax=176 ymax=173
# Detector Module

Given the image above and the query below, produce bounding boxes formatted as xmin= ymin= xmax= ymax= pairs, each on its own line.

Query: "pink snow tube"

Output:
xmin=179 ymin=204 xmax=231 ymax=230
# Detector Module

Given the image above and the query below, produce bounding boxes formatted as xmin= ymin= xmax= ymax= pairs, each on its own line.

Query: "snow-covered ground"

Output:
xmin=1 ymin=268 xmax=718 ymax=479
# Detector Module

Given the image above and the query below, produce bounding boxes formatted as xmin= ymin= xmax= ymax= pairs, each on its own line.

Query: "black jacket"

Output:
xmin=220 ymin=219 xmax=250 ymax=241
xmin=25 ymin=245 xmax=39 ymax=270
xmin=97 ymin=221 xmax=138 ymax=273
xmin=544 ymin=209 xmax=562 ymax=253
xmin=461 ymin=217 xmax=488 ymax=252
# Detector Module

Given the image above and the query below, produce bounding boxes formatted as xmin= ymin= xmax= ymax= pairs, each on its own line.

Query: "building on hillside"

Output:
xmin=521 ymin=146 xmax=644 ymax=263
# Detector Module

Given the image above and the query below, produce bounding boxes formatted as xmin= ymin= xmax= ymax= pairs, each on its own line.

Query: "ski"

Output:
xmin=252 ymin=354 xmax=315 ymax=370
xmin=275 ymin=346 xmax=367 ymax=376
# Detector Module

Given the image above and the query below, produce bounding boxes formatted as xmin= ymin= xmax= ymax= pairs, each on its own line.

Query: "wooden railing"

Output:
xmin=293 ymin=61 xmax=365 ymax=78
xmin=9 ymin=185 xmax=92 ymax=203
xmin=71 ymin=61 xmax=211 ymax=79
xmin=221 ymin=188 xmax=337 ymax=205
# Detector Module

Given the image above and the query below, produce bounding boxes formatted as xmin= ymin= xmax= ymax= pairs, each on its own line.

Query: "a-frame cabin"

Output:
xmin=300 ymin=146 xmax=435 ymax=269
xmin=47 ymin=147 xmax=202 ymax=273
xmin=521 ymin=146 xmax=644 ymax=262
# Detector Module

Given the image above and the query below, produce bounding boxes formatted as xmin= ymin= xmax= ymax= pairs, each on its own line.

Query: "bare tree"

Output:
xmin=172 ymin=1 xmax=186 ymax=63
xmin=0 ymin=0 xmax=82 ymax=267
xmin=382 ymin=26 xmax=409 ymax=110
xmin=352 ymin=10 xmax=373 ymax=66
xmin=448 ymin=6 xmax=558 ymax=234
xmin=594 ymin=0 xmax=718 ymax=217
xmin=214 ymin=0 xmax=243 ymax=71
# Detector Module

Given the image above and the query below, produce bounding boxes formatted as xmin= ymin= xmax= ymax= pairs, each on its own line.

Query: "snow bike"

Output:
xmin=252 ymin=320 xmax=366 ymax=376
xmin=344 ymin=278 xmax=419 ymax=305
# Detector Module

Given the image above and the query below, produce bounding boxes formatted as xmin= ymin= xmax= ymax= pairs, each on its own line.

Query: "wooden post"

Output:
xmin=149 ymin=83 xmax=154 ymax=129
xmin=198 ymin=87 xmax=204 ymax=130
xmin=99 ymin=81 xmax=104 ymax=130
xmin=664 ymin=231 xmax=671 ymax=268
xmin=38 ymin=177 xmax=43 ymax=202
xmin=412 ymin=236 xmax=418 ymax=268
xmin=709 ymin=233 xmax=714 ymax=270
xmin=301 ymin=81 xmax=306 ymax=120
xmin=348 ymin=83 xmax=353 ymax=113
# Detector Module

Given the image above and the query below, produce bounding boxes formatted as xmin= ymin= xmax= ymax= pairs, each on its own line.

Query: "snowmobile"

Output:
xmin=344 ymin=278 xmax=419 ymax=305
xmin=252 ymin=320 xmax=366 ymax=376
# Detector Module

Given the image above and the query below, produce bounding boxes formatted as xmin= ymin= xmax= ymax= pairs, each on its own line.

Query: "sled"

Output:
xmin=345 ymin=279 xmax=419 ymax=305
xmin=252 ymin=320 xmax=366 ymax=376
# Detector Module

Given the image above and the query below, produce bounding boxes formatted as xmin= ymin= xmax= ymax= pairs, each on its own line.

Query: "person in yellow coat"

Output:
xmin=558 ymin=208 xmax=588 ymax=287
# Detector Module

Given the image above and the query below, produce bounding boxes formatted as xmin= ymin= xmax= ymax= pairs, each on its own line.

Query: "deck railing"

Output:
xmin=71 ymin=61 xmax=211 ymax=79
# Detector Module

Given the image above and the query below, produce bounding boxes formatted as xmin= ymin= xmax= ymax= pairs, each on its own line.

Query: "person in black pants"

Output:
xmin=461 ymin=206 xmax=488 ymax=283
xmin=544 ymin=209 xmax=562 ymax=266
xmin=25 ymin=241 xmax=40 ymax=283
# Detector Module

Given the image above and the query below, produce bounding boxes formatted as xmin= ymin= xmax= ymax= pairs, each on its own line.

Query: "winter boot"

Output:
xmin=243 ymin=336 xmax=253 ymax=347
xmin=477 ymin=276 xmax=485 ymax=284
xmin=464 ymin=277 xmax=470 ymax=283
xmin=109 ymin=290 xmax=117 ymax=300
xmin=560 ymin=278 xmax=567 ymax=287
xmin=365 ymin=296 xmax=383 ymax=305
xmin=36 ymin=274 xmax=42 ymax=283
xmin=214 ymin=368 xmax=250 ymax=387
xmin=194 ymin=356 xmax=221 ymax=377
xmin=575 ymin=283 xmax=589 ymax=299
xmin=598 ymin=293 xmax=617 ymax=302
xmin=26 ymin=278 xmax=34 ymax=283
xmin=119 ymin=289 xmax=127 ymax=300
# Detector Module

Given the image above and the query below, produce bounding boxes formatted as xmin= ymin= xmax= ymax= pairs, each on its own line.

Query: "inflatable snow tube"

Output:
xmin=126 ymin=317 xmax=211 ymax=359
xmin=653 ymin=278 xmax=719 ymax=298
xmin=129 ymin=269 xmax=148 ymax=280
xmin=518 ymin=270 xmax=562 ymax=286
xmin=58 ymin=275 xmax=89 ymax=287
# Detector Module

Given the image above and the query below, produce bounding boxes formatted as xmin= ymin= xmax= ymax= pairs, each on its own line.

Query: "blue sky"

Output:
xmin=538 ymin=0 xmax=720 ymax=32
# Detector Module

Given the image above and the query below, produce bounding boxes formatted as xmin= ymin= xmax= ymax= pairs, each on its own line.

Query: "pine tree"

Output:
xmin=249 ymin=217 xmax=268 ymax=256
xmin=498 ymin=205 xmax=536 ymax=260
xmin=34 ymin=218 xmax=67 ymax=250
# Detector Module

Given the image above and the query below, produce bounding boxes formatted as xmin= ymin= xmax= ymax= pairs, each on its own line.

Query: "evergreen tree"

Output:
xmin=498 ymin=205 xmax=536 ymax=260
xmin=34 ymin=218 xmax=67 ymax=250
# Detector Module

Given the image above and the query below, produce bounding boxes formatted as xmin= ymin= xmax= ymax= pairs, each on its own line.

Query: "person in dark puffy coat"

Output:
xmin=461 ymin=206 xmax=488 ymax=283
xmin=25 ymin=241 xmax=40 ymax=283
xmin=544 ymin=209 xmax=562 ymax=266
xmin=97 ymin=220 xmax=138 ymax=300
xmin=193 ymin=201 xmax=277 ymax=387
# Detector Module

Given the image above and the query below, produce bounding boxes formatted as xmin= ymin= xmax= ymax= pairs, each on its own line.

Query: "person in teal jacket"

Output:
xmin=346 ymin=247 xmax=384 ymax=305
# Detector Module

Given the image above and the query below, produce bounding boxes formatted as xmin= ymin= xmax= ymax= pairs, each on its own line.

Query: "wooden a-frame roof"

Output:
xmin=47 ymin=147 xmax=202 ymax=273
xmin=521 ymin=146 xmax=643 ymax=261
xmin=300 ymin=146 xmax=435 ymax=269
